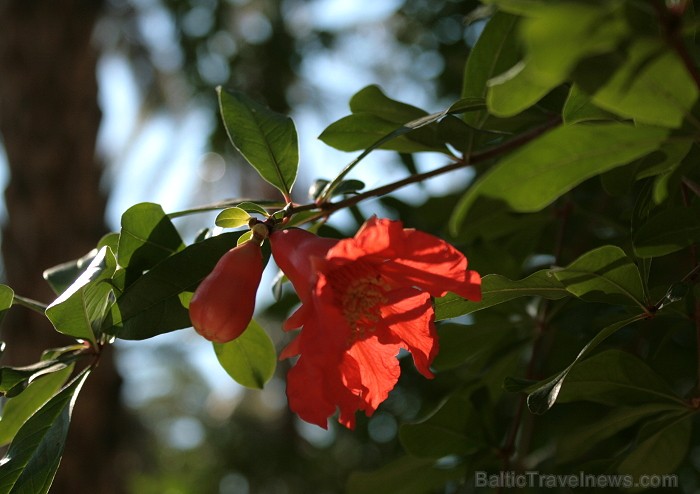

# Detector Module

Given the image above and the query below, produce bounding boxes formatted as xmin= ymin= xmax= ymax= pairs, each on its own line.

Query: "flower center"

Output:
xmin=327 ymin=260 xmax=389 ymax=337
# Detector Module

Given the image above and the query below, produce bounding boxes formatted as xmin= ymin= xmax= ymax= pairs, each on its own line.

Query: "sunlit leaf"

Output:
xmin=0 ymin=365 xmax=74 ymax=446
xmin=237 ymin=230 xmax=253 ymax=245
xmin=592 ymin=39 xmax=699 ymax=128
xmin=218 ymin=88 xmax=298 ymax=199
xmin=0 ymin=361 xmax=68 ymax=398
xmin=0 ymin=368 xmax=89 ymax=494
xmin=486 ymin=3 xmax=627 ymax=116
xmin=215 ymin=207 xmax=251 ymax=229
xmin=0 ymin=286 xmax=13 ymax=326
xmin=486 ymin=61 xmax=553 ymax=117
xmin=45 ymin=246 xmax=117 ymax=345
xmin=235 ymin=201 xmax=270 ymax=216
xmin=42 ymin=250 xmax=98 ymax=296
xmin=450 ymin=124 xmax=668 ymax=234
xmin=435 ymin=270 xmax=567 ymax=320
xmin=213 ymin=320 xmax=276 ymax=389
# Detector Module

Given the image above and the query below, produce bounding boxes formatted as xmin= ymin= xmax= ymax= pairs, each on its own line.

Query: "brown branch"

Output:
xmin=653 ymin=0 xmax=700 ymax=91
xmin=285 ymin=115 xmax=563 ymax=224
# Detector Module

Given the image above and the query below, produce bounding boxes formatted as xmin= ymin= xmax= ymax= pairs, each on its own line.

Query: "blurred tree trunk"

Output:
xmin=0 ymin=1 xmax=130 ymax=493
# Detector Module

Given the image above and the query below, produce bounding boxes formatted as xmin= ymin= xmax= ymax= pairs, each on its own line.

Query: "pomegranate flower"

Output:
xmin=270 ymin=218 xmax=481 ymax=429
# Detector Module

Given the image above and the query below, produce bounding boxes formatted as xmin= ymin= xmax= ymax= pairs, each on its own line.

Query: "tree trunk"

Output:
xmin=0 ymin=1 xmax=131 ymax=492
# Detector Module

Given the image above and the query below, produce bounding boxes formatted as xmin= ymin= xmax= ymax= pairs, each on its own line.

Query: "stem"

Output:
xmin=682 ymin=176 xmax=700 ymax=197
xmin=653 ymin=0 xmax=700 ymax=91
xmin=678 ymin=179 xmax=700 ymax=390
xmin=167 ymin=198 xmax=284 ymax=219
xmin=287 ymin=115 xmax=562 ymax=225
xmin=498 ymin=194 xmax=572 ymax=474
xmin=695 ymin=298 xmax=700 ymax=389
xmin=12 ymin=294 xmax=48 ymax=313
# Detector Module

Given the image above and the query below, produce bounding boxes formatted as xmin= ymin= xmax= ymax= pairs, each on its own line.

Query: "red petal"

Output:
xmin=283 ymin=304 xmax=308 ymax=331
xmin=327 ymin=217 xmax=403 ymax=262
xmin=344 ymin=335 xmax=402 ymax=413
xmin=286 ymin=320 xmax=366 ymax=429
xmin=271 ymin=228 xmax=338 ymax=300
xmin=381 ymin=228 xmax=482 ymax=300
xmin=379 ymin=288 xmax=437 ymax=378
xmin=279 ymin=334 xmax=300 ymax=360
xmin=285 ymin=356 xmax=336 ymax=429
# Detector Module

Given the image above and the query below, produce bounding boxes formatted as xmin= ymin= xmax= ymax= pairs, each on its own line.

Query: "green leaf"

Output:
xmin=103 ymin=232 xmax=242 ymax=340
xmin=0 ymin=361 xmax=68 ymax=398
xmin=0 ymin=365 xmax=74 ymax=446
xmin=45 ymin=246 xmax=117 ymax=345
xmin=218 ymin=87 xmax=298 ymax=199
xmin=480 ymin=0 xmax=550 ymax=16
xmin=0 ymin=368 xmax=90 ymax=494
xmin=117 ymin=202 xmax=184 ymax=286
xmin=633 ymin=207 xmax=700 ymax=258
xmin=592 ymin=39 xmax=699 ymax=128
xmin=349 ymin=85 xmax=429 ymax=122
xmin=215 ymin=207 xmax=251 ymax=229
xmin=557 ymin=350 xmax=683 ymax=406
xmin=487 ymin=3 xmax=627 ymax=116
xmin=0 ymin=286 xmax=14 ymax=326
xmin=346 ymin=455 xmax=465 ymax=494
xmin=318 ymin=113 xmax=449 ymax=154
xmin=317 ymin=88 xmax=484 ymax=201
xmin=617 ymin=412 xmax=693 ymax=477
xmin=519 ymin=3 xmax=627 ymax=87
xmin=42 ymin=249 xmax=98 ymax=296
xmin=399 ymin=392 xmax=486 ymax=458
xmin=234 ymin=201 xmax=270 ymax=216
xmin=432 ymin=323 xmax=520 ymax=372
xmin=435 ymin=270 xmax=567 ymax=320
xmin=213 ymin=320 xmax=276 ymax=389
xmin=486 ymin=61 xmax=553 ymax=118
xmin=557 ymin=403 xmax=681 ymax=462
xmin=450 ymin=123 xmax=668 ymax=233
xmin=563 ymin=84 xmax=618 ymax=124
xmin=552 ymin=245 xmax=647 ymax=310
xmin=309 ymin=179 xmax=365 ymax=200
xmin=462 ymin=11 xmax=520 ymax=128
xmin=636 ymin=139 xmax=693 ymax=180
xmin=97 ymin=231 xmax=120 ymax=252
xmin=525 ymin=314 xmax=645 ymax=414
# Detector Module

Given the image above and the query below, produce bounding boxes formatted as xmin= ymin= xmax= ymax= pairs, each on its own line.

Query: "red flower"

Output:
xmin=270 ymin=218 xmax=481 ymax=429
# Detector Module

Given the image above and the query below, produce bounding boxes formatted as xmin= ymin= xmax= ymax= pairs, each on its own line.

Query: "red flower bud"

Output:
xmin=189 ymin=239 xmax=263 ymax=343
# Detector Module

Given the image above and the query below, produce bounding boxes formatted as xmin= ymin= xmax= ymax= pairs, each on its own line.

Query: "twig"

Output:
xmin=653 ymin=0 xmax=700 ymax=91
xmin=286 ymin=115 xmax=563 ymax=224
xmin=12 ymin=294 xmax=48 ymax=313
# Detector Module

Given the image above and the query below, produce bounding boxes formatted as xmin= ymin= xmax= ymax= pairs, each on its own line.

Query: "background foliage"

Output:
xmin=2 ymin=0 xmax=700 ymax=493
